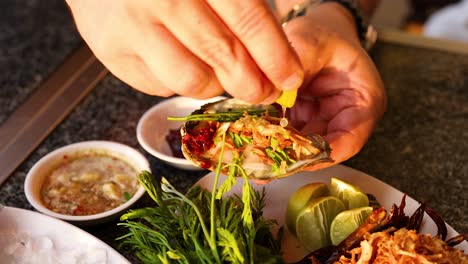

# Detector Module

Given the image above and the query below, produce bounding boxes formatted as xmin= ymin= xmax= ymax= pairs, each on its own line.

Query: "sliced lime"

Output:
xmin=330 ymin=206 xmax=373 ymax=245
xmin=330 ymin=177 xmax=369 ymax=209
xmin=285 ymin=183 xmax=329 ymax=236
xmin=295 ymin=196 xmax=345 ymax=252
xmin=275 ymin=89 xmax=298 ymax=108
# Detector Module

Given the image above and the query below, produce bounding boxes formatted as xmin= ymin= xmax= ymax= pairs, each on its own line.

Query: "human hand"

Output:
xmin=65 ymin=0 xmax=304 ymax=103
xmin=284 ymin=3 xmax=386 ymax=168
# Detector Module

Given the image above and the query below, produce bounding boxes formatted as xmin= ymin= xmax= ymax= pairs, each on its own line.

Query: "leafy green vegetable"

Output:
xmin=265 ymin=147 xmax=296 ymax=174
xmin=167 ymin=109 xmax=277 ymax=123
xmin=228 ymin=131 xmax=243 ymax=148
xmin=228 ymin=132 xmax=252 ymax=149
xmin=118 ymin=133 xmax=283 ymax=263
xmin=123 ymin=191 xmax=132 ymax=201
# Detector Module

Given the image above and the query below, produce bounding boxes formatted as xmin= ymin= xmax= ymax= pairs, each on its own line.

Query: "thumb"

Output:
xmin=282 ymin=18 xmax=333 ymax=82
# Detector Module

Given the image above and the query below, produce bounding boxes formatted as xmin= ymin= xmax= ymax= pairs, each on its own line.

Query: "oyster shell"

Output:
xmin=180 ymin=98 xmax=332 ymax=180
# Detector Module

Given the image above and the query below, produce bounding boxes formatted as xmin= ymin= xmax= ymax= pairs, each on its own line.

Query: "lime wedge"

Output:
xmin=295 ymin=196 xmax=345 ymax=252
xmin=330 ymin=177 xmax=369 ymax=209
xmin=285 ymin=183 xmax=329 ymax=236
xmin=276 ymin=89 xmax=298 ymax=108
xmin=330 ymin=206 xmax=373 ymax=245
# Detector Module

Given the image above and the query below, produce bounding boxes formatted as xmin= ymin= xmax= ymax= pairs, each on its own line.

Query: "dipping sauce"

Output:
xmin=165 ymin=128 xmax=184 ymax=158
xmin=41 ymin=151 xmax=139 ymax=216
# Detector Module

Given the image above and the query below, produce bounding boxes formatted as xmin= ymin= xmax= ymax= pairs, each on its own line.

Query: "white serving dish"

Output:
xmin=136 ymin=96 xmax=226 ymax=170
xmin=196 ymin=164 xmax=468 ymax=263
xmin=24 ymin=140 xmax=149 ymax=226
xmin=0 ymin=205 xmax=131 ymax=264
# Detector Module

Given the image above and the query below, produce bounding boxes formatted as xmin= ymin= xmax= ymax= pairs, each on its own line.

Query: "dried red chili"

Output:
xmin=182 ymin=123 xmax=217 ymax=156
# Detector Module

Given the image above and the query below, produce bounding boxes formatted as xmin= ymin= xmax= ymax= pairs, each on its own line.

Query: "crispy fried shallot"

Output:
xmin=295 ymin=195 xmax=467 ymax=264
xmin=337 ymin=228 xmax=467 ymax=264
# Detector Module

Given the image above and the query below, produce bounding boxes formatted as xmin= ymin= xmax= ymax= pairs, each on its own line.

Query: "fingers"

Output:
xmin=281 ymin=17 xmax=331 ymax=81
xmin=72 ymin=0 xmax=305 ymax=102
xmin=74 ymin=0 xmax=301 ymax=102
xmin=136 ymin=23 xmax=224 ymax=99
xmin=206 ymin=0 xmax=304 ymax=91
xmin=324 ymin=105 xmax=376 ymax=163
xmin=153 ymin=0 xmax=275 ymax=103
xmin=153 ymin=0 xmax=305 ymax=103
xmin=298 ymin=105 xmax=374 ymax=173
xmin=103 ymin=52 xmax=174 ymax=97
xmin=293 ymin=88 xmax=378 ymax=163
xmin=279 ymin=4 xmax=386 ymax=172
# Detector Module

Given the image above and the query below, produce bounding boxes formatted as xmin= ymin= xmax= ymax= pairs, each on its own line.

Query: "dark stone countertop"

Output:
xmin=0 ymin=1 xmax=467 ymax=262
xmin=0 ymin=0 xmax=82 ymax=125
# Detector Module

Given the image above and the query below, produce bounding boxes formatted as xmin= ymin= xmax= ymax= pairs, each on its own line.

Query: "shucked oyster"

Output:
xmin=177 ymin=98 xmax=332 ymax=180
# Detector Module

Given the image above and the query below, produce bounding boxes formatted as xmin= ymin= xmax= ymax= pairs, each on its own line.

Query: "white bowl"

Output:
xmin=24 ymin=140 xmax=150 ymax=226
xmin=136 ymin=96 xmax=226 ymax=170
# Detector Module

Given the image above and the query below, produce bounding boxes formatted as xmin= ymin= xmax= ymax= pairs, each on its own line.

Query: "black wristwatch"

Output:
xmin=280 ymin=0 xmax=377 ymax=50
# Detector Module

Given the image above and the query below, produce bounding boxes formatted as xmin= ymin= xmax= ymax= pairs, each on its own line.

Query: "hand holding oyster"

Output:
xmin=169 ymin=98 xmax=333 ymax=180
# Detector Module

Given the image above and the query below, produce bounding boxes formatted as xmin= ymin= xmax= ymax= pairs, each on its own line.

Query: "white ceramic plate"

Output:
xmin=196 ymin=164 xmax=468 ymax=263
xmin=0 ymin=206 xmax=130 ymax=264
xmin=136 ymin=96 xmax=226 ymax=170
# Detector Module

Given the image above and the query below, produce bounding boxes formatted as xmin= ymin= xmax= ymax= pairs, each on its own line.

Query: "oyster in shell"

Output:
xmin=179 ymin=98 xmax=332 ymax=180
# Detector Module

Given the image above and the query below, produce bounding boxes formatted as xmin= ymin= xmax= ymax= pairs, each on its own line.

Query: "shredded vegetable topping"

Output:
xmin=337 ymin=228 xmax=468 ymax=264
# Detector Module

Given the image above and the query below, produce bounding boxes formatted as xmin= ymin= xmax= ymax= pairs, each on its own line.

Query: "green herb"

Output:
xmin=265 ymin=148 xmax=280 ymax=166
xmin=118 ymin=132 xmax=283 ymax=263
xmin=229 ymin=131 xmax=242 ymax=148
xmin=265 ymin=147 xmax=295 ymax=165
xmin=228 ymin=132 xmax=247 ymax=149
xmin=270 ymin=137 xmax=279 ymax=150
xmin=276 ymin=148 xmax=296 ymax=164
xmin=123 ymin=191 xmax=132 ymax=201
xmin=228 ymin=131 xmax=253 ymax=149
xmin=265 ymin=147 xmax=296 ymax=174
xmin=167 ymin=109 xmax=276 ymax=123
xmin=240 ymin=135 xmax=253 ymax=145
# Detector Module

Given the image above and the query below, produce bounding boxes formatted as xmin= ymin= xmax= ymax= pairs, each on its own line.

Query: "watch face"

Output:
xmin=280 ymin=0 xmax=321 ymax=26
xmin=362 ymin=25 xmax=378 ymax=51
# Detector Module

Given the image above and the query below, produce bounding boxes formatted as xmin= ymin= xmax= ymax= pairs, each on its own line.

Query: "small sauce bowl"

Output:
xmin=24 ymin=140 xmax=149 ymax=226
xmin=136 ymin=96 xmax=226 ymax=170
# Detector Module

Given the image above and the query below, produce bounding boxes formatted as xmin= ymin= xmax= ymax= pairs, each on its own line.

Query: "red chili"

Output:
xmin=182 ymin=124 xmax=217 ymax=156
xmin=73 ymin=204 xmax=85 ymax=216
xmin=199 ymin=160 xmax=212 ymax=169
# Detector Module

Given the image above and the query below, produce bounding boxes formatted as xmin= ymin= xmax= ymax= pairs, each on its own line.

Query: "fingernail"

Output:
xmin=281 ymin=72 xmax=304 ymax=90
xmin=261 ymin=88 xmax=282 ymax=105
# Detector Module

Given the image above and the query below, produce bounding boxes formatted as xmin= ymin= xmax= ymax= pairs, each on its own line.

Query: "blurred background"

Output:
xmin=373 ymin=0 xmax=468 ymax=43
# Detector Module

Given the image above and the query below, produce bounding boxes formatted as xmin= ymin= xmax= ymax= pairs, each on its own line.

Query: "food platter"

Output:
xmin=0 ymin=206 xmax=130 ymax=264
xmin=196 ymin=164 xmax=468 ymax=263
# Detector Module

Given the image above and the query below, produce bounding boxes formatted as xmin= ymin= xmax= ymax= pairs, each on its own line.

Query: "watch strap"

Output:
xmin=280 ymin=0 xmax=377 ymax=50
xmin=280 ymin=0 xmax=321 ymax=27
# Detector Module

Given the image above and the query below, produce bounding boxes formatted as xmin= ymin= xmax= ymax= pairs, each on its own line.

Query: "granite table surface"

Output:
xmin=1 ymin=1 xmax=467 ymax=263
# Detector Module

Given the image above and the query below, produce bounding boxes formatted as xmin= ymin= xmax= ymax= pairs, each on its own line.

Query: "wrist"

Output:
xmin=278 ymin=0 xmax=377 ymax=50
xmin=274 ymin=0 xmax=378 ymax=18
xmin=307 ymin=3 xmax=362 ymax=47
